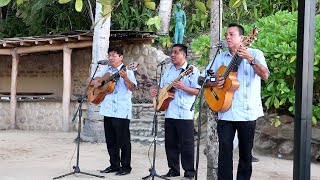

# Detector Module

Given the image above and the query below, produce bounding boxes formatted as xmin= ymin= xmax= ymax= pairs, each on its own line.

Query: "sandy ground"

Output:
xmin=0 ymin=130 xmax=320 ymax=180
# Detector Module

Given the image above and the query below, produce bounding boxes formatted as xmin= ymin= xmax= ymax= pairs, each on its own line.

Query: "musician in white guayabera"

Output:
xmin=149 ymin=44 xmax=200 ymax=179
xmin=88 ymin=46 xmax=137 ymax=176
xmin=202 ymin=23 xmax=270 ymax=180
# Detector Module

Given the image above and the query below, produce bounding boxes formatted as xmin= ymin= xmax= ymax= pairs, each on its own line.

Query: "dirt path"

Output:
xmin=0 ymin=130 xmax=319 ymax=180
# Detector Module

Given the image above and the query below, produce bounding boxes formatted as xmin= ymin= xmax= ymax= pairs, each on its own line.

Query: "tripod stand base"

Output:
xmin=142 ymin=168 xmax=169 ymax=180
xmin=53 ymin=166 xmax=105 ymax=179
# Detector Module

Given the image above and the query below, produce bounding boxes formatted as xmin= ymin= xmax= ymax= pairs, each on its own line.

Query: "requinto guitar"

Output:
xmin=87 ymin=62 xmax=139 ymax=105
xmin=204 ymin=27 xmax=259 ymax=112
xmin=153 ymin=66 xmax=193 ymax=111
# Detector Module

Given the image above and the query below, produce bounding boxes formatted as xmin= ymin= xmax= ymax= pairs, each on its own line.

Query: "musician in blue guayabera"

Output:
xmin=149 ymin=44 xmax=200 ymax=179
xmin=202 ymin=23 xmax=269 ymax=180
xmin=88 ymin=46 xmax=137 ymax=176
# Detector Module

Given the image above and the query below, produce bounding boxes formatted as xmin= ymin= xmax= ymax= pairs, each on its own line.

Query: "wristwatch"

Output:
xmin=250 ymin=58 xmax=256 ymax=65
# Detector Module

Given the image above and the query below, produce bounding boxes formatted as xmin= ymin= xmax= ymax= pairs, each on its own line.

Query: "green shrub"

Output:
xmin=243 ymin=11 xmax=319 ymax=124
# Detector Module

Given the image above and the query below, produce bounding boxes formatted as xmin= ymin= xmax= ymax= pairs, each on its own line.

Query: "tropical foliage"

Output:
xmin=0 ymin=0 xmax=94 ymax=37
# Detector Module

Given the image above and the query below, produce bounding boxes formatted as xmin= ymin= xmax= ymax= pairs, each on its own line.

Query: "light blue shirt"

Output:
xmin=204 ymin=48 xmax=269 ymax=121
xmin=160 ymin=62 xmax=201 ymax=120
xmin=94 ymin=63 xmax=137 ymax=119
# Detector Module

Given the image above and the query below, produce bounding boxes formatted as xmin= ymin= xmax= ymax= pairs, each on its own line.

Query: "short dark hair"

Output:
xmin=172 ymin=44 xmax=188 ymax=56
xmin=108 ymin=46 xmax=123 ymax=56
xmin=228 ymin=23 xmax=245 ymax=35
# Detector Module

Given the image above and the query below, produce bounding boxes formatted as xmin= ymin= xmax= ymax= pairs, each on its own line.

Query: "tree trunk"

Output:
xmin=81 ymin=1 xmax=111 ymax=142
xmin=206 ymin=0 xmax=223 ymax=179
xmin=157 ymin=0 xmax=173 ymax=35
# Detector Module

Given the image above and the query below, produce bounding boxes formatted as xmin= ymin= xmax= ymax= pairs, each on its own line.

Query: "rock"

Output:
xmin=280 ymin=115 xmax=294 ymax=124
xmin=278 ymin=140 xmax=294 ymax=157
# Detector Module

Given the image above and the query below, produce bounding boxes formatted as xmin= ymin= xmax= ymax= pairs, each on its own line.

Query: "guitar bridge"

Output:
xmin=210 ymin=87 xmax=219 ymax=101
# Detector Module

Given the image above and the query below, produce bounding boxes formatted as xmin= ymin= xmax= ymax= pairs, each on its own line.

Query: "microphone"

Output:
xmin=97 ymin=59 xmax=109 ymax=65
xmin=157 ymin=58 xmax=171 ymax=67
xmin=213 ymin=40 xmax=228 ymax=48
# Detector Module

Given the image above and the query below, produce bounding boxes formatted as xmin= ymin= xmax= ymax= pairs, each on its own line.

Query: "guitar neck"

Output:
xmin=166 ymin=72 xmax=186 ymax=91
xmin=222 ymin=54 xmax=240 ymax=78
xmin=102 ymin=67 xmax=127 ymax=84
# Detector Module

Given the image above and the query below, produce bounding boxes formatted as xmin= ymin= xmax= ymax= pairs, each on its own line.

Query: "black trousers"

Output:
xmin=104 ymin=116 xmax=131 ymax=171
xmin=217 ymin=120 xmax=256 ymax=180
xmin=164 ymin=118 xmax=195 ymax=177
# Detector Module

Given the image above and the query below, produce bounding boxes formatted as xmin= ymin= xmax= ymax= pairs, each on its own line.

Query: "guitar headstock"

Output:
xmin=242 ymin=27 xmax=258 ymax=48
xmin=127 ymin=62 xmax=139 ymax=71
xmin=184 ymin=66 xmax=194 ymax=76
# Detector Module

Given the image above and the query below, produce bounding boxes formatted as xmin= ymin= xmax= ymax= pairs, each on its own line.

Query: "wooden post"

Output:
xmin=62 ymin=45 xmax=72 ymax=131
xmin=294 ymin=0 xmax=316 ymax=179
xmin=10 ymin=49 xmax=19 ymax=129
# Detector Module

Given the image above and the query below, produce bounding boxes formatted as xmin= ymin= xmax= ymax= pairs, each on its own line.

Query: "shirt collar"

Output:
xmin=108 ymin=63 xmax=124 ymax=71
xmin=170 ymin=61 xmax=188 ymax=71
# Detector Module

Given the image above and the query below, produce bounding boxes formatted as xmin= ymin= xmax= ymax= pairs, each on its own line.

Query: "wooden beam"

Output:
xmin=62 ymin=45 xmax=72 ymax=132
xmin=2 ymin=42 xmax=17 ymax=48
xmin=15 ymin=41 xmax=92 ymax=54
xmin=10 ymin=49 xmax=19 ymax=129
xmin=19 ymin=41 xmax=33 ymax=47
xmin=64 ymin=37 xmax=78 ymax=43
xmin=0 ymin=48 xmax=11 ymax=55
xmin=67 ymin=41 xmax=93 ymax=49
xmin=77 ymin=35 xmax=92 ymax=41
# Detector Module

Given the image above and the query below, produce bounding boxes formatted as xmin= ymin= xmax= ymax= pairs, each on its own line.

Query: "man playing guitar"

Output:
xmin=203 ymin=23 xmax=269 ymax=180
xmin=149 ymin=44 xmax=200 ymax=179
xmin=89 ymin=46 xmax=137 ymax=176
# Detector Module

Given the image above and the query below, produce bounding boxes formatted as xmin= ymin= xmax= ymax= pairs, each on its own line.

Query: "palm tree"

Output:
xmin=206 ymin=0 xmax=223 ymax=179
xmin=157 ymin=0 xmax=173 ymax=35
xmin=81 ymin=0 xmax=112 ymax=142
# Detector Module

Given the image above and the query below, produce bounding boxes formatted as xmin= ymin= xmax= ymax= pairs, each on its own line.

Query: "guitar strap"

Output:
xmin=180 ymin=63 xmax=190 ymax=74
xmin=115 ymin=64 xmax=126 ymax=84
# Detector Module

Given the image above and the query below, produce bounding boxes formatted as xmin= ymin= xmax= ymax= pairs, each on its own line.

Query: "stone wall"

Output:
xmin=0 ymin=100 xmax=79 ymax=131
xmin=0 ymin=101 xmax=10 ymax=129
xmin=255 ymin=114 xmax=320 ymax=162
xmin=131 ymin=103 xmax=165 ymax=136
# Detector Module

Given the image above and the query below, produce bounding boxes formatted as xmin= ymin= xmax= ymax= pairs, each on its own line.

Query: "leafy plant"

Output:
xmin=190 ymin=34 xmax=211 ymax=67
xmin=224 ymin=0 xmax=299 ymax=25
xmin=156 ymin=35 xmax=171 ymax=48
xmin=271 ymin=116 xmax=281 ymax=127
xmin=111 ymin=0 xmax=155 ymax=31
xmin=146 ymin=15 xmax=161 ymax=31
xmin=0 ymin=0 xmax=94 ymax=37
xmin=243 ymin=11 xmax=320 ymax=124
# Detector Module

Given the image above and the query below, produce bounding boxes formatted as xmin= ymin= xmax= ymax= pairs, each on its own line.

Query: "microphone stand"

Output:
xmin=53 ymin=63 xmax=105 ymax=179
xmin=190 ymin=46 xmax=223 ymax=180
xmin=142 ymin=64 xmax=169 ymax=180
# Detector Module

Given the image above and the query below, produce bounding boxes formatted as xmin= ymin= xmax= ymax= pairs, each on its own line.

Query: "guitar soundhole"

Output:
xmin=101 ymin=80 xmax=106 ymax=86
xmin=210 ymin=87 xmax=219 ymax=101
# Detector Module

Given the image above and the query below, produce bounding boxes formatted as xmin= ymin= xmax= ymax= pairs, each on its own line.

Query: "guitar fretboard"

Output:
xmin=101 ymin=67 xmax=127 ymax=86
xmin=222 ymin=53 xmax=241 ymax=78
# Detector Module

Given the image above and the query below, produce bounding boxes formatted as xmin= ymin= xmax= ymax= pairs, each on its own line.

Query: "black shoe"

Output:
xmin=252 ymin=156 xmax=259 ymax=162
xmin=99 ymin=166 xmax=119 ymax=173
xmin=183 ymin=176 xmax=194 ymax=180
xmin=115 ymin=169 xmax=131 ymax=176
xmin=162 ymin=171 xmax=180 ymax=177
xmin=184 ymin=172 xmax=195 ymax=180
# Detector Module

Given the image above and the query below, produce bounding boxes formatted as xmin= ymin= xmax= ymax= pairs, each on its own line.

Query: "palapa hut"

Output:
xmin=0 ymin=30 xmax=168 ymax=132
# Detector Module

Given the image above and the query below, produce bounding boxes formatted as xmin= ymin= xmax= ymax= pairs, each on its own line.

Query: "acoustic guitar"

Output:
xmin=87 ymin=62 xmax=139 ymax=105
xmin=153 ymin=66 xmax=193 ymax=111
xmin=204 ymin=27 xmax=259 ymax=112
